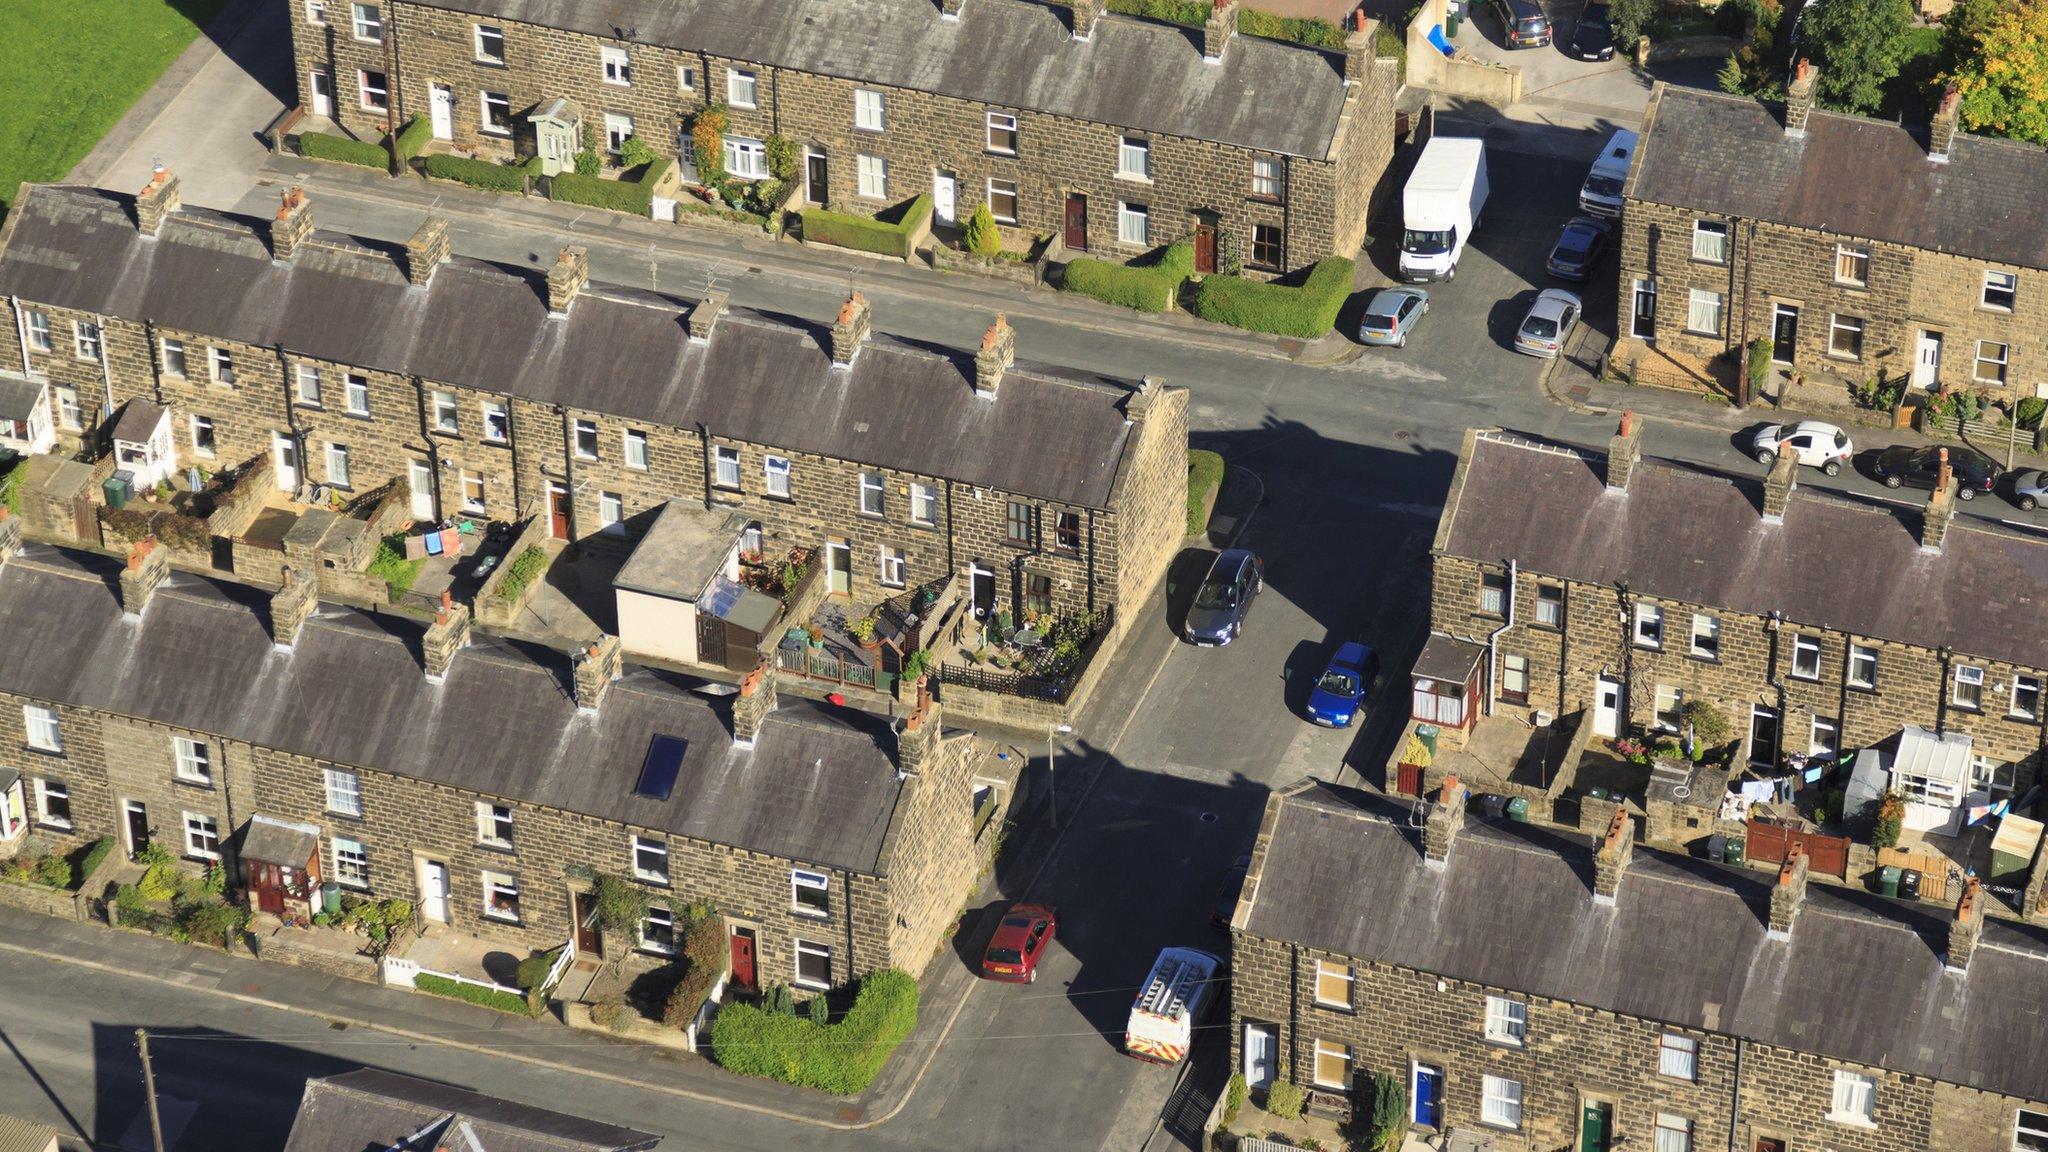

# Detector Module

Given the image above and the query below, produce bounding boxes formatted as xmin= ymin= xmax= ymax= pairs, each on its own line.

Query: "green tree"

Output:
xmin=1800 ymin=0 xmax=1914 ymax=114
xmin=961 ymin=201 xmax=1003 ymax=257
xmin=1943 ymin=0 xmax=2048 ymax=144
xmin=1609 ymin=0 xmax=1654 ymax=47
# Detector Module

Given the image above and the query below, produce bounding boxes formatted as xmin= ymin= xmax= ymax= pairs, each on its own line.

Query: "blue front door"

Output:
xmin=1413 ymin=1063 xmax=1443 ymax=1126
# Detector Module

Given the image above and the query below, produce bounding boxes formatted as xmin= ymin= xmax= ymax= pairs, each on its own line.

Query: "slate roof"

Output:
xmin=1243 ymin=781 xmax=2048 ymax=1103
xmin=108 ymin=399 xmax=165 ymax=445
xmin=406 ymin=0 xmax=1352 ymax=160
xmin=283 ymin=1069 xmax=660 ymax=1152
xmin=0 ymin=373 xmax=43 ymax=424
xmin=241 ymin=815 xmax=320 ymax=867
xmin=1436 ymin=431 xmax=2048 ymax=669
xmin=0 ymin=544 xmax=912 ymax=873
xmin=0 ymin=185 xmax=1137 ymax=508
xmin=1631 ymin=84 xmax=2048 ymax=270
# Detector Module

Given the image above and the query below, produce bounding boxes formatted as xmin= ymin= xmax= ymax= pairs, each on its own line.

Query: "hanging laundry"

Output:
xmin=1739 ymin=780 xmax=1775 ymax=805
xmin=404 ymin=534 xmax=429 ymax=561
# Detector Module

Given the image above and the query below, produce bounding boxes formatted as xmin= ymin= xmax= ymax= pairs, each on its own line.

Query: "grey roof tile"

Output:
xmin=284 ymin=1068 xmax=660 ymax=1152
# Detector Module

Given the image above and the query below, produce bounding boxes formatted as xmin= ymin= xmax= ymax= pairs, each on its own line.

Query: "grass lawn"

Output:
xmin=0 ymin=0 xmax=231 ymax=220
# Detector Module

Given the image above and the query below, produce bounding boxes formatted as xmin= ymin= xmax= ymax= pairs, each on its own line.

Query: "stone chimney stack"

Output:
xmin=1203 ymin=0 xmax=1236 ymax=61
xmin=1947 ymin=876 xmax=1986 ymax=971
xmin=732 ymin=664 xmax=779 ymax=747
xmin=271 ymin=186 xmax=314 ymax=262
xmin=974 ymin=314 xmax=1015 ymax=399
xmin=1922 ymin=447 xmax=1955 ymax=553
xmin=1607 ymin=411 xmax=1642 ymax=492
xmin=939 ymin=0 xmax=965 ymax=17
xmin=136 ymin=166 xmax=181 ymax=237
xmin=1070 ymin=0 xmax=1106 ymax=40
xmin=423 ymin=590 xmax=470 ymax=682
xmin=405 ymin=217 xmax=451 ymax=287
xmin=830 ymin=291 xmax=871 ymax=367
xmin=0 ymin=507 xmax=22 ymax=568
xmin=1762 ymin=443 xmax=1799 ymax=523
xmin=688 ymin=289 xmax=729 ymax=343
xmin=1592 ymin=809 xmax=1635 ymax=905
xmin=1767 ymin=844 xmax=1809 ymax=940
xmin=120 ymin=537 xmax=170 ymax=619
xmin=269 ymin=566 xmax=318 ymax=650
xmin=1126 ymin=376 xmax=1162 ymax=426
xmin=1785 ymin=59 xmax=1818 ymax=138
xmin=897 ymin=678 xmax=942 ymax=775
xmin=1344 ymin=10 xmax=1376 ymax=83
xmin=1423 ymin=775 xmax=1467 ymax=869
xmin=1930 ymin=86 xmax=1960 ymax=164
xmin=573 ymin=635 xmax=623 ymax=713
xmin=547 ymin=246 xmax=590 ymax=314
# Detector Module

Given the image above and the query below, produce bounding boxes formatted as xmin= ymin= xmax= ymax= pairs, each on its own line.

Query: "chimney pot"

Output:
xmin=1767 ymin=844 xmax=1809 ymax=939
xmin=830 ymin=291 xmax=872 ymax=367
xmin=136 ymin=167 xmax=182 ymax=237
xmin=1948 ymin=876 xmax=1985 ymax=970
xmin=547 ymin=246 xmax=590 ymax=314
xmin=423 ymin=597 xmax=470 ymax=681
xmin=897 ymin=678 xmax=942 ymax=774
xmin=733 ymin=664 xmax=778 ymax=747
xmin=1203 ymin=0 xmax=1236 ymax=61
xmin=1607 ymin=411 xmax=1643 ymax=491
xmin=405 ymin=216 xmax=451 ymax=287
xmin=1592 ymin=809 xmax=1634 ymax=904
xmin=271 ymin=186 xmax=314 ymax=262
xmin=269 ymin=565 xmax=318 ymax=649
xmin=573 ymin=635 xmax=623 ymax=712
xmin=1922 ymin=447 xmax=1956 ymax=552
xmin=1785 ymin=59 xmax=1819 ymax=138
xmin=1343 ymin=12 xmax=1376 ymax=81
xmin=120 ymin=537 xmax=170 ymax=618
xmin=1930 ymin=86 xmax=1961 ymax=163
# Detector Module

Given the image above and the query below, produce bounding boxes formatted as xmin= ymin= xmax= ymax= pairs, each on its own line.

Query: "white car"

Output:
xmin=1512 ymin=289 xmax=1582 ymax=359
xmin=2016 ymin=470 xmax=2048 ymax=512
xmin=1750 ymin=420 xmax=1853 ymax=476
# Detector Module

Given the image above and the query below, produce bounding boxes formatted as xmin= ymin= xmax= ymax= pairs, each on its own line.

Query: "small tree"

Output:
xmin=619 ymin=135 xmax=657 ymax=171
xmin=1800 ymin=0 xmax=1914 ymax=114
xmin=1874 ymin=791 xmax=1906 ymax=849
xmin=1747 ymin=336 xmax=1774 ymax=400
xmin=690 ymin=104 xmax=729 ymax=184
xmin=1609 ymin=0 xmax=1654 ymax=46
xmin=962 ymin=201 xmax=1003 ymax=257
xmin=1265 ymin=1079 xmax=1306 ymax=1120
xmin=1364 ymin=1072 xmax=1409 ymax=1152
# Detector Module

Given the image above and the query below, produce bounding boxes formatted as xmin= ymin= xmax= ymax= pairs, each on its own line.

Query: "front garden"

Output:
xmin=708 ymin=968 xmax=919 ymax=1095
xmin=110 ymin=845 xmax=250 ymax=950
xmin=1059 ymin=239 xmax=1357 ymax=339
xmin=1213 ymin=1069 xmax=1410 ymax=1152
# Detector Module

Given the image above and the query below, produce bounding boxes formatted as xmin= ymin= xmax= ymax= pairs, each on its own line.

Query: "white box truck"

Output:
xmin=1399 ymin=137 xmax=1489 ymax=283
xmin=1124 ymin=946 xmax=1221 ymax=1065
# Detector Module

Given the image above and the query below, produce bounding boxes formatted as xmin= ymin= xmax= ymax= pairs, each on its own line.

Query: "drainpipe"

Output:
xmin=697 ymin=422 xmax=713 ymax=510
xmin=1727 ymin=1035 xmax=1744 ymax=1152
xmin=1084 ymin=509 xmax=1098 ymax=615
xmin=410 ymin=375 xmax=443 ymax=519
xmin=9 ymin=296 xmax=31 ymax=378
xmin=1484 ymin=559 xmax=1517 ymax=718
xmin=95 ymin=313 xmax=115 ymax=418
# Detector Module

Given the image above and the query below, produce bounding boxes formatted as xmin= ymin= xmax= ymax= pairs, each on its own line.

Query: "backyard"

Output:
xmin=0 ymin=0 xmax=230 ymax=220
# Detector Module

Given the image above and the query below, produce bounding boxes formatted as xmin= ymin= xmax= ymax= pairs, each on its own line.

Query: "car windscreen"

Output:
xmin=986 ymin=947 xmax=1024 ymax=965
xmin=1402 ymin=228 xmax=1452 ymax=254
xmin=1583 ymin=175 xmax=1624 ymax=198
xmin=1523 ymin=317 xmax=1560 ymax=339
xmin=1556 ymin=230 xmax=1593 ymax=254
xmin=1318 ymin=671 xmax=1359 ymax=695
xmin=1517 ymin=15 xmax=1548 ymax=30
xmin=1833 ymin=430 xmax=1850 ymax=449
xmin=1579 ymin=11 xmax=1609 ymax=29
xmin=1193 ymin=578 xmax=1238 ymax=610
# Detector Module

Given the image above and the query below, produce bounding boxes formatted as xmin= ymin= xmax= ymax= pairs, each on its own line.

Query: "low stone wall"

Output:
xmin=248 ymin=928 xmax=381 ymax=984
xmin=204 ymin=454 xmax=274 ymax=538
xmin=474 ymin=515 xmax=549 ymax=627
xmin=928 ymin=244 xmax=1041 ymax=288
xmin=1406 ymin=0 xmax=1523 ymax=105
xmin=231 ymin=540 xmax=289 ymax=587
xmin=562 ymin=1000 xmax=700 ymax=1052
xmin=318 ymin=566 xmax=395 ymax=608
xmin=0 ymin=879 xmax=84 ymax=922
xmin=672 ymin=200 xmax=774 ymax=239
xmin=99 ymin=505 xmax=213 ymax=570
xmin=1642 ymin=34 xmax=1739 ymax=63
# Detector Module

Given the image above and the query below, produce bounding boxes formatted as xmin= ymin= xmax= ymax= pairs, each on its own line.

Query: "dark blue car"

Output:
xmin=1184 ymin=549 xmax=1262 ymax=646
xmin=1545 ymin=216 xmax=1612 ymax=281
xmin=1306 ymin=642 xmax=1380 ymax=726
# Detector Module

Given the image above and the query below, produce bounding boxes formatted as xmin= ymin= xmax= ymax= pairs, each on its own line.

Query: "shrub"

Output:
xmin=800 ymin=194 xmax=934 ymax=259
xmin=1362 ymin=1071 xmax=1408 ymax=1152
xmin=369 ymin=534 xmax=425 ymax=595
xmin=391 ymin=115 xmax=431 ymax=163
xmin=515 ymin=947 xmax=562 ymax=992
xmin=300 ymin=131 xmax=389 ymax=169
xmin=341 ymin=897 xmax=413 ymax=958
xmin=661 ymin=910 xmax=728 ymax=1028
xmin=0 ymin=456 xmax=25 ymax=517
xmin=423 ymin=152 xmax=536 ymax=193
xmin=1874 ymin=791 xmax=1906 ymax=849
xmin=1187 ymin=449 xmax=1225 ymax=535
xmin=1222 ymin=1072 xmax=1247 ymax=1126
xmin=1062 ymin=240 xmax=1194 ymax=312
xmin=1107 ymin=0 xmax=1211 ymax=25
xmin=113 ymin=884 xmax=165 ymax=931
xmin=414 ymin=972 xmax=537 ymax=1016
xmin=494 ymin=545 xmax=549 ymax=603
xmin=766 ymin=135 xmax=800 ymax=181
xmin=549 ymin=158 xmax=673 ymax=216
xmin=762 ymin=983 xmax=795 ymax=1017
xmin=807 ymin=993 xmax=830 ymax=1025
xmin=2020 ymin=397 xmax=2048 ymax=429
xmin=1236 ymin=8 xmax=1347 ymax=47
xmin=31 ymin=854 xmax=69 ymax=889
xmin=1746 ymin=337 xmax=1773 ymax=398
xmin=179 ymin=901 xmax=249 ymax=951
xmin=1189 ymin=257 xmax=1356 ymax=337
xmin=618 ymin=135 xmax=657 ymax=170
xmin=1265 ymin=1079 xmax=1306 ymax=1120
xmin=573 ymin=150 xmax=600 ymax=177
xmin=1680 ymin=699 xmax=1732 ymax=747
xmin=590 ymin=993 xmax=634 ymax=1032
xmin=77 ymin=837 xmax=115 ymax=885
xmin=592 ymin=873 xmax=650 ymax=938
xmin=709 ymin=969 xmax=919 ymax=1094
xmin=962 ymin=201 xmax=1003 ymax=257
xmin=137 ymin=862 xmax=179 ymax=902
xmin=689 ymin=105 xmax=728 ymax=184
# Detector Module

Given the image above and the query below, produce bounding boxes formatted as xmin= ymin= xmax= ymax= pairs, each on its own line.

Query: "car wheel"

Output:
xmin=1029 ymin=966 xmax=1038 ymax=984
xmin=1959 ymin=485 xmax=1977 ymax=501
xmin=2022 ymin=495 xmax=2039 ymax=512
xmin=1884 ymin=474 xmax=1903 ymax=489
xmin=1396 ymin=334 xmax=1407 ymax=348
xmin=1822 ymin=460 xmax=1842 ymax=477
xmin=1755 ymin=448 xmax=1776 ymax=466
xmin=1447 ymin=263 xmax=1457 ymax=282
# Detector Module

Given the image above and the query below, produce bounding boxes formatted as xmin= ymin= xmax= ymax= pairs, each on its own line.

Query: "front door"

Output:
xmin=729 ymin=927 xmax=759 ymax=993
xmin=429 ymin=84 xmax=454 ymax=140
xmin=1193 ymin=223 xmax=1217 ymax=274
xmin=1771 ymin=304 xmax=1799 ymax=364
xmin=124 ymin=800 xmax=150 ymax=859
xmin=1750 ymin=705 xmax=1781 ymax=767
xmin=827 ymin=541 xmax=851 ymax=596
xmin=273 ymin=432 xmax=299 ymax=492
xmin=309 ymin=69 xmax=334 ymax=118
xmin=1593 ymin=675 xmax=1622 ymax=738
xmin=1914 ymin=330 xmax=1944 ymax=389
xmin=573 ymin=890 xmax=602 ymax=957
xmin=418 ymin=859 xmax=450 ymax=923
xmin=409 ymin=460 xmax=435 ymax=520
xmin=1412 ymin=1063 xmax=1443 ymax=1127
xmin=1579 ymin=1100 xmax=1612 ymax=1152
xmin=1241 ymin=1023 xmax=1276 ymax=1089
xmin=1063 ymin=193 xmax=1088 ymax=251
xmin=804 ymin=150 xmax=828 ymax=205
xmin=249 ymin=861 xmax=285 ymax=914
xmin=547 ymin=481 xmax=570 ymax=539
xmin=933 ymin=171 xmax=957 ymax=227
xmin=970 ymin=564 xmax=996 ymax=617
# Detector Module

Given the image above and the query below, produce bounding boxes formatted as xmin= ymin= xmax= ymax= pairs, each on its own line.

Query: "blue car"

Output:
xmin=1306 ymin=642 xmax=1381 ymax=726
xmin=1545 ymin=216 xmax=1612 ymax=281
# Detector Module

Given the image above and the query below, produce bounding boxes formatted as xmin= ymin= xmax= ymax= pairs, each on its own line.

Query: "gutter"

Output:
xmin=1484 ymin=558 xmax=1516 ymax=717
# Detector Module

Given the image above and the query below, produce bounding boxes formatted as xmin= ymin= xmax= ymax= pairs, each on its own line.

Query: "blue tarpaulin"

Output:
xmin=1427 ymin=24 xmax=1454 ymax=54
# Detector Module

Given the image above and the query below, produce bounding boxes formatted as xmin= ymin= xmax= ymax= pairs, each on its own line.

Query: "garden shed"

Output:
xmin=1890 ymin=725 xmax=1975 ymax=835
xmin=241 ymin=814 xmax=323 ymax=924
xmin=613 ymin=502 xmax=774 ymax=670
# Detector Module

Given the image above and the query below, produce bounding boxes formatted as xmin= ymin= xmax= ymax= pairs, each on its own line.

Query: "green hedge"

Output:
xmin=1188 ymin=257 xmax=1355 ymax=337
xmin=77 ymin=836 xmax=115 ymax=886
xmin=1187 ymin=449 xmax=1225 ymax=535
xmin=494 ymin=544 xmax=549 ymax=603
xmin=414 ymin=972 xmax=538 ymax=1016
xmin=549 ymin=157 xmax=673 ymax=215
xmin=0 ymin=454 xmax=25 ymax=516
xmin=299 ymin=131 xmax=388 ymax=169
xmin=423 ymin=153 xmax=536 ymax=193
xmin=392 ymin=115 xmax=431 ymax=163
xmin=1061 ymin=240 xmax=1193 ymax=313
xmin=1235 ymin=8 xmax=1346 ymax=47
xmin=709 ymin=969 xmax=919 ymax=1094
xmin=800 ymin=194 xmax=933 ymax=259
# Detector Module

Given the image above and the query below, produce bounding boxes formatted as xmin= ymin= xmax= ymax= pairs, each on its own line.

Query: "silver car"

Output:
xmin=1513 ymin=289 xmax=1582 ymax=359
xmin=2016 ymin=470 xmax=2048 ymax=511
xmin=1359 ymin=287 xmax=1429 ymax=347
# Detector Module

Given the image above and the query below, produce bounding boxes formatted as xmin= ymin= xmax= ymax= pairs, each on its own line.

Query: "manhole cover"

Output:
xmin=1199 ymin=812 xmax=1219 ymax=824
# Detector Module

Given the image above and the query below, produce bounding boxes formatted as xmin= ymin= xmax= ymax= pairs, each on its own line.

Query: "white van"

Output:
xmin=1578 ymin=129 xmax=1637 ymax=217
xmin=1398 ymin=137 xmax=1489 ymax=283
xmin=1124 ymin=946 xmax=1221 ymax=1065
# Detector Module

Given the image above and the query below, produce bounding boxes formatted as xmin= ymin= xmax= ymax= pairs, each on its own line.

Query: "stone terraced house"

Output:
xmin=0 ymin=528 xmax=998 ymax=991
xmin=0 ymin=180 xmax=1188 ymax=628
xmin=1228 ymin=777 xmax=2048 ymax=1152
xmin=288 ymin=0 xmax=1398 ymax=274
xmin=1618 ymin=69 xmax=2048 ymax=401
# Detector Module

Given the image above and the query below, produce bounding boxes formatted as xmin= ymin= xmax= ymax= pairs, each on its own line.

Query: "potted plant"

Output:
xmin=805 ymin=623 xmax=825 ymax=649
xmin=848 ymin=613 xmax=880 ymax=649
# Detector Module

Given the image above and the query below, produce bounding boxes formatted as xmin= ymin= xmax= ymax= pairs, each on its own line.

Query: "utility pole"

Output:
xmin=135 ymin=1028 xmax=165 ymax=1152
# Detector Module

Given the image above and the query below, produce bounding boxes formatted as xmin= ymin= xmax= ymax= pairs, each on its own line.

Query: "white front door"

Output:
xmin=409 ymin=460 xmax=436 ymax=520
xmin=273 ymin=432 xmax=299 ymax=492
xmin=418 ymin=859 xmax=450 ymax=922
xmin=1914 ymin=331 xmax=1943 ymax=389
xmin=309 ymin=69 xmax=334 ymax=118
xmin=429 ymin=84 xmax=454 ymax=140
xmin=827 ymin=542 xmax=852 ymax=596
xmin=933 ymin=171 xmax=958 ymax=226
xmin=1593 ymin=675 xmax=1622 ymax=738
xmin=1242 ymin=1023 xmax=1277 ymax=1090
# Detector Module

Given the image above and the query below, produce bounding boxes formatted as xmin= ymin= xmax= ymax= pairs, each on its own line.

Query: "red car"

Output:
xmin=980 ymin=902 xmax=1058 ymax=983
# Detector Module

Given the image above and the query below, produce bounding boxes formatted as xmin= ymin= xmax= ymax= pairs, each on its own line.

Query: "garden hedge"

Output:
xmin=299 ymin=131 xmax=388 ymax=169
xmin=423 ymin=153 xmax=536 ymax=193
xmin=1188 ymin=256 xmax=1356 ymax=337
xmin=800 ymin=194 xmax=933 ymax=259
xmin=709 ymin=969 xmax=919 ymax=1094
xmin=391 ymin=115 xmax=431 ymax=163
xmin=414 ymin=972 xmax=538 ymax=1017
xmin=549 ymin=158 xmax=673 ymax=215
xmin=1061 ymin=239 xmax=1193 ymax=313
xmin=77 ymin=836 xmax=115 ymax=885
xmin=1187 ymin=449 xmax=1225 ymax=535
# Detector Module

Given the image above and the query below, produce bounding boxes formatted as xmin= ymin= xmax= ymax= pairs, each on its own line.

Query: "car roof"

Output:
xmin=1531 ymin=289 xmax=1581 ymax=316
xmin=1213 ymin=548 xmax=1255 ymax=571
xmin=1365 ymin=288 xmax=1423 ymax=313
xmin=1785 ymin=420 xmax=1843 ymax=436
xmin=1332 ymin=641 xmax=1374 ymax=666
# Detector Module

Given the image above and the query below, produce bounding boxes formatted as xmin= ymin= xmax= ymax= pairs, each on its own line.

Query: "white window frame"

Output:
xmin=1313 ymin=960 xmax=1353 ymax=1008
xmin=1311 ymin=1039 xmax=1352 ymax=1089
xmin=985 ymin=111 xmax=1017 ymax=154
xmin=189 ymin=414 xmax=216 ymax=458
xmin=332 ymin=837 xmax=369 ymax=888
xmin=677 ymin=65 xmax=697 ymax=92
xmin=1956 ymin=664 xmax=1986 ymax=709
xmin=324 ymin=768 xmax=362 ymax=816
xmin=475 ymin=801 xmax=513 ymax=848
xmin=910 ymin=483 xmax=937 ymax=526
xmin=714 ymin=445 xmax=741 ymax=489
xmin=25 ymin=311 xmax=50 ymax=353
xmin=1478 ymin=571 xmax=1507 ymax=616
xmin=1830 ymin=1069 xmax=1876 ymax=1125
xmin=856 ymin=153 xmax=888 ymax=200
xmin=1118 ymin=136 xmax=1151 ymax=181
xmin=1118 ymin=201 xmax=1149 ymax=247
xmin=351 ymin=2 xmax=381 ymax=42
xmin=1690 ymin=613 xmax=1719 ymax=659
xmin=173 ymin=737 xmax=211 ymax=784
xmin=160 ymin=338 xmax=187 ymax=378
xmin=1252 ymin=156 xmax=1280 ymax=198
xmin=1834 ymin=245 xmax=1869 ymax=287
xmin=481 ymin=399 xmax=508 ymax=443
xmin=358 ymin=69 xmax=389 ymax=112
xmin=623 ymin=428 xmax=649 ymax=470
xmin=1654 ymin=684 xmax=1684 ymax=732
xmin=1653 ymin=1114 xmax=1693 ymax=1152
xmin=723 ymin=136 xmax=768 ymax=180
xmin=482 ymin=871 xmax=520 ymax=922
xmin=208 ymin=347 xmax=234 ymax=385
xmin=1634 ymin=603 xmax=1663 ymax=649
xmin=726 ymin=68 xmax=758 ymax=109
xmin=639 ymin=904 xmax=676 ymax=954
xmin=54 ymin=386 xmax=79 ymax=432
xmin=854 ymin=88 xmax=885 ymax=132
xmin=33 ymin=779 xmax=70 ymax=830
xmin=632 ymin=835 xmax=669 ymax=885
xmin=879 ymin=546 xmax=905 ymax=588
xmin=1849 ymin=643 xmax=1879 ymax=689
xmin=792 ymin=868 xmax=830 ymax=917
xmin=296 ymin=364 xmax=322 ymax=405
xmin=460 ymin=471 xmax=485 ymax=515
xmin=2015 ymin=1107 xmax=2048 ymax=1151
xmin=793 ymin=939 xmax=832 ymax=988
xmin=1792 ymin=634 xmax=1822 ymax=680
xmin=1830 ymin=314 xmax=1865 ymax=360
xmin=22 ymin=705 xmax=60 ymax=753
xmin=432 ymin=390 xmax=458 ymax=433
xmin=1481 ymin=1075 xmax=1523 ymax=1130
xmin=1977 ymin=339 xmax=2011 ymax=385
xmin=1810 ymin=714 xmax=1839 ymax=757
xmin=1534 ymin=584 xmax=1563 ymax=628
xmin=1500 ymin=653 xmax=1530 ymax=702
xmin=573 ymin=418 xmax=599 ymax=460
xmin=73 ymin=321 xmax=101 ymax=362
xmin=1984 ymin=269 xmax=2019 ymax=312
xmin=764 ymin=455 xmax=791 ymax=498
xmin=1631 ymin=277 xmax=1657 ymax=338
xmin=601 ymin=45 xmax=632 ymax=86
xmin=859 ymin=472 xmax=885 ymax=517
xmin=986 ymin=178 xmax=1018 ymax=224
xmin=1685 ymin=289 xmax=1723 ymax=337
xmin=480 ymin=90 xmax=511 ymax=136
xmin=2012 ymin=674 xmax=2042 ymax=721
xmin=307 ymin=0 xmax=327 ymax=24
xmin=325 ymin=442 xmax=351 ymax=488
xmin=1690 ymin=220 xmax=1729 ymax=263
xmin=473 ymin=23 xmax=504 ymax=64
xmin=604 ymin=113 xmax=634 ymax=155
xmin=183 ymin=812 xmax=221 ymax=860
xmin=1659 ymin=1032 xmax=1697 ymax=1080
xmin=344 ymin=372 xmax=369 ymax=416
xmin=1483 ymin=996 xmax=1526 ymax=1045
xmin=599 ymin=491 xmax=625 ymax=535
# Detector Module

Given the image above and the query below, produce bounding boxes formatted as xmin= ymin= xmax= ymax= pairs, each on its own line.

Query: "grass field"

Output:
xmin=0 ymin=0 xmax=231 ymax=219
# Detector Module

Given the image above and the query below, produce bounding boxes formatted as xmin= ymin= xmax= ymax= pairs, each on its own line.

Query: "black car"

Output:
xmin=1184 ymin=549 xmax=1263 ymax=646
xmin=1545 ymin=216 xmax=1611 ymax=280
xmin=1870 ymin=444 xmax=2000 ymax=500
xmin=1490 ymin=0 xmax=1552 ymax=46
xmin=1570 ymin=3 xmax=1614 ymax=60
xmin=1208 ymin=856 xmax=1253 ymax=931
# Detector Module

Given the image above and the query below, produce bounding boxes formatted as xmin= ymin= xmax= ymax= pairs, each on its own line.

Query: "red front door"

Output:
xmin=730 ymin=928 xmax=758 ymax=993
xmin=247 ymin=861 xmax=284 ymax=914
xmin=1193 ymin=224 xmax=1217 ymax=274
xmin=1063 ymin=194 xmax=1087 ymax=251
xmin=574 ymin=890 xmax=602 ymax=957
xmin=548 ymin=483 xmax=570 ymax=539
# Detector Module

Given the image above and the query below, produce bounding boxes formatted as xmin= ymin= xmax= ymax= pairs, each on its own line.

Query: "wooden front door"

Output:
xmin=247 ymin=861 xmax=285 ymax=915
xmin=1063 ymin=193 xmax=1087 ymax=251
xmin=124 ymin=801 xmax=150 ymax=859
xmin=1578 ymin=1101 xmax=1611 ymax=1152
xmin=1193 ymin=224 xmax=1217 ymax=274
xmin=547 ymin=482 xmax=570 ymax=539
xmin=730 ymin=927 xmax=758 ymax=993
xmin=573 ymin=890 xmax=602 ymax=957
